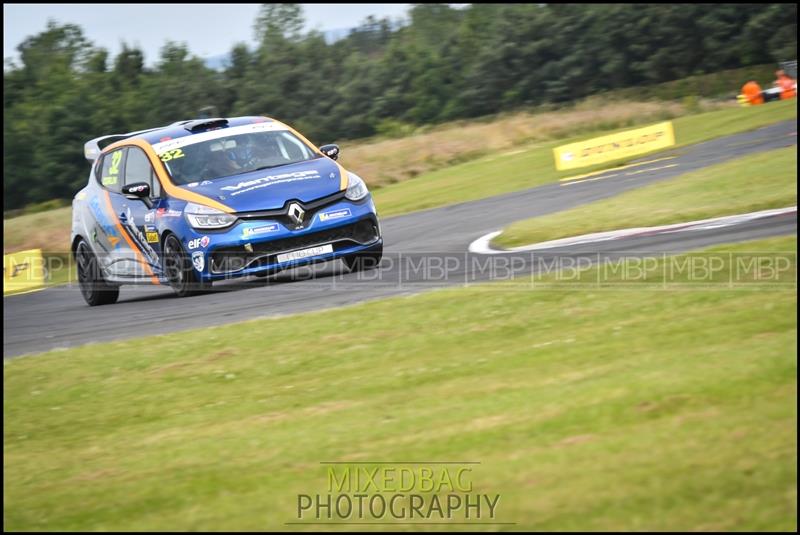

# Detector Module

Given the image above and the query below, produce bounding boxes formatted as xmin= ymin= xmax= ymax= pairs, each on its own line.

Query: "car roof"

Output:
xmin=84 ymin=116 xmax=286 ymax=162
xmin=134 ymin=116 xmax=276 ymax=145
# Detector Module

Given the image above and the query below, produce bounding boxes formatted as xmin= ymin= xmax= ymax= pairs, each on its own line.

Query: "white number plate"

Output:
xmin=276 ymin=244 xmax=333 ymax=263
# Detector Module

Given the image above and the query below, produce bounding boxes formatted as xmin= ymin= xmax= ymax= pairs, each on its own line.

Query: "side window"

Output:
xmin=98 ymin=148 xmax=126 ymax=193
xmin=278 ymin=132 xmax=312 ymax=160
xmin=124 ymin=147 xmax=161 ymax=197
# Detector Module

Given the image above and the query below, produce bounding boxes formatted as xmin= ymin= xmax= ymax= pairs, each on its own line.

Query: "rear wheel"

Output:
xmin=76 ymin=240 xmax=119 ymax=306
xmin=164 ymin=235 xmax=212 ymax=297
xmin=342 ymin=243 xmax=383 ymax=272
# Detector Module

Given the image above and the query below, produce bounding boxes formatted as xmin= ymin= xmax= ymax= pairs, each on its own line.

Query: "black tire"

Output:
xmin=342 ymin=243 xmax=383 ymax=272
xmin=163 ymin=234 xmax=212 ymax=297
xmin=76 ymin=240 xmax=120 ymax=306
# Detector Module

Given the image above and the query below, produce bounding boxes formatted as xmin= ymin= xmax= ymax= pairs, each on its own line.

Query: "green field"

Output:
xmin=495 ymin=146 xmax=798 ymax=248
xmin=4 ymin=236 xmax=796 ymax=531
xmin=373 ymin=99 xmax=797 ymax=217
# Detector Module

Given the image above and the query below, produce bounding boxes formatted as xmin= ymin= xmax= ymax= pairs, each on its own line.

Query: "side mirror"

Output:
xmin=122 ymin=182 xmax=151 ymax=198
xmin=319 ymin=144 xmax=340 ymax=161
xmin=122 ymin=182 xmax=153 ymax=208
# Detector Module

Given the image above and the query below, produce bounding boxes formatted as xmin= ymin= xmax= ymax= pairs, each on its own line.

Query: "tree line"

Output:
xmin=3 ymin=3 xmax=796 ymax=209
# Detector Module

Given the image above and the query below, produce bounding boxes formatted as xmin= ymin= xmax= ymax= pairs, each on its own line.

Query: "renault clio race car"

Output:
xmin=71 ymin=116 xmax=383 ymax=306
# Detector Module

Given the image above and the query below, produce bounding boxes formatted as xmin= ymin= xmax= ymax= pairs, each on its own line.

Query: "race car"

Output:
xmin=71 ymin=116 xmax=383 ymax=306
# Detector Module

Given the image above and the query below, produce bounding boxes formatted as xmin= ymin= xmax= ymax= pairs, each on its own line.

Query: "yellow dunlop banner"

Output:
xmin=3 ymin=249 xmax=46 ymax=295
xmin=553 ymin=121 xmax=675 ymax=171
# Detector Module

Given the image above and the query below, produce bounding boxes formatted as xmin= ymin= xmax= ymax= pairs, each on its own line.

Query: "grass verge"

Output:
xmin=495 ymin=146 xmax=797 ymax=248
xmin=373 ymin=99 xmax=797 ymax=216
xmin=4 ymin=236 xmax=796 ymax=531
xmin=344 ymin=99 xmax=692 ymax=188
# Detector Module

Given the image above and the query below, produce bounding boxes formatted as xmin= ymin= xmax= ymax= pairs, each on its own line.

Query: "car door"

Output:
xmin=92 ymin=146 xmax=156 ymax=281
xmin=118 ymin=146 xmax=164 ymax=278
xmin=90 ymin=146 xmax=135 ymax=279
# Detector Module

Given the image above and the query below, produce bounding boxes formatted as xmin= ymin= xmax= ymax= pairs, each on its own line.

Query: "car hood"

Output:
xmin=179 ymin=157 xmax=345 ymax=212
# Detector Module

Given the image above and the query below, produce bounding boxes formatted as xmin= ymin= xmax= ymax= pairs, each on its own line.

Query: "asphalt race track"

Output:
xmin=4 ymin=121 xmax=797 ymax=358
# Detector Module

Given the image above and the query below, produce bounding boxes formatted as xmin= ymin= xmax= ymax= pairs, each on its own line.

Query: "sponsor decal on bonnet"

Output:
xmin=221 ymin=170 xmax=321 ymax=196
xmin=319 ymin=208 xmax=351 ymax=222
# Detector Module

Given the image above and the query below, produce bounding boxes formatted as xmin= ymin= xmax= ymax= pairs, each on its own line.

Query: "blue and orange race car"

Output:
xmin=71 ymin=117 xmax=383 ymax=306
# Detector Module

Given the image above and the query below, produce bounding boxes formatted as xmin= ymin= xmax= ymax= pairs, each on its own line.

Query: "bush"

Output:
xmin=3 ymin=199 xmax=70 ymax=220
xmin=374 ymin=119 xmax=417 ymax=139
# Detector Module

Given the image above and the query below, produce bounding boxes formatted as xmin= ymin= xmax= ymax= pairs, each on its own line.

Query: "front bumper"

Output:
xmin=187 ymin=196 xmax=381 ymax=281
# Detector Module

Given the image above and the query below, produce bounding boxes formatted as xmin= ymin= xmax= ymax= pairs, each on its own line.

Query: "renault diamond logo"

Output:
xmin=287 ymin=202 xmax=305 ymax=225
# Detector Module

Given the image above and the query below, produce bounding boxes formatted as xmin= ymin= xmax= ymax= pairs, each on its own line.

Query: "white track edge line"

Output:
xmin=468 ymin=206 xmax=797 ymax=255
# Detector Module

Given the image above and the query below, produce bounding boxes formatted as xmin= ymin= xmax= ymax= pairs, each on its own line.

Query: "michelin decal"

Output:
xmin=242 ymin=224 xmax=279 ymax=238
xmin=319 ymin=208 xmax=352 ymax=222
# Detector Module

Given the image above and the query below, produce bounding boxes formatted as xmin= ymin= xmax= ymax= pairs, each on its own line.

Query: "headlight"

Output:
xmin=345 ymin=172 xmax=369 ymax=201
xmin=184 ymin=202 xmax=237 ymax=229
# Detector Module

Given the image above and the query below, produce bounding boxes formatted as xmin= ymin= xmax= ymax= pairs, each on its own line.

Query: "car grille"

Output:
xmin=210 ymin=216 xmax=379 ymax=274
xmin=235 ymin=191 xmax=346 ymax=230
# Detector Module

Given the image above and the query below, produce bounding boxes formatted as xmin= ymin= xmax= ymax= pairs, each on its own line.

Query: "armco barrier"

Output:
xmin=3 ymin=249 xmax=46 ymax=295
xmin=553 ymin=121 xmax=675 ymax=171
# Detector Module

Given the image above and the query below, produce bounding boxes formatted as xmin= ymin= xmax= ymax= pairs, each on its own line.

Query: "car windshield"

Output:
xmin=160 ymin=130 xmax=319 ymax=185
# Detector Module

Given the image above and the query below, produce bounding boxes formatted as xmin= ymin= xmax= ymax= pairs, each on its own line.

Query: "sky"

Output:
xmin=3 ymin=3 xmax=413 ymax=66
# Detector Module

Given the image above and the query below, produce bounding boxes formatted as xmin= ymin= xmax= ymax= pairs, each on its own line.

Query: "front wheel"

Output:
xmin=76 ymin=240 xmax=119 ymax=306
xmin=163 ymin=235 xmax=212 ymax=297
xmin=342 ymin=243 xmax=383 ymax=273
